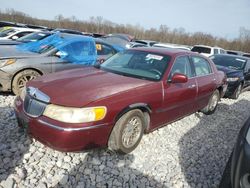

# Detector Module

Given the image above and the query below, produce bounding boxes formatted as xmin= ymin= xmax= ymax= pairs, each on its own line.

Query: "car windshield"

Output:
xmin=17 ymin=32 xmax=50 ymax=42
xmin=211 ymin=55 xmax=246 ymax=70
xmin=0 ymin=28 xmax=16 ymax=37
xmin=100 ymin=50 xmax=171 ymax=81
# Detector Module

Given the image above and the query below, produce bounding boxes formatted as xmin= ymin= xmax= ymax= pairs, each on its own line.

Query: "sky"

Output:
xmin=1 ymin=0 xmax=250 ymax=40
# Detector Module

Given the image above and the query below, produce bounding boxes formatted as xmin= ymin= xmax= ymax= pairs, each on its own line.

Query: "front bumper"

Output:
xmin=14 ymin=97 xmax=113 ymax=152
xmin=0 ymin=70 xmax=12 ymax=92
xmin=231 ymin=117 xmax=250 ymax=188
xmin=225 ymin=81 xmax=241 ymax=97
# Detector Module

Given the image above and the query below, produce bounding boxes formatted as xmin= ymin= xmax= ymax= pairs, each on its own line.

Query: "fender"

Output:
xmin=114 ymin=103 xmax=152 ymax=132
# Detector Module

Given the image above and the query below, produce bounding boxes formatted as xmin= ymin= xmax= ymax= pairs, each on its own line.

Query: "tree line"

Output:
xmin=1 ymin=9 xmax=250 ymax=53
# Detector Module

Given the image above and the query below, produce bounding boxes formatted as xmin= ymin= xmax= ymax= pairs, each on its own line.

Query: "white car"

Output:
xmin=153 ymin=43 xmax=191 ymax=51
xmin=191 ymin=45 xmax=226 ymax=57
xmin=0 ymin=27 xmax=40 ymax=40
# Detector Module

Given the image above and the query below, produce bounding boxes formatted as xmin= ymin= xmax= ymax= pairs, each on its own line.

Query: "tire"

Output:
xmin=219 ymin=152 xmax=232 ymax=188
xmin=108 ymin=109 xmax=145 ymax=154
xmin=230 ymin=83 xmax=242 ymax=100
xmin=12 ymin=70 xmax=41 ymax=95
xmin=201 ymin=89 xmax=220 ymax=115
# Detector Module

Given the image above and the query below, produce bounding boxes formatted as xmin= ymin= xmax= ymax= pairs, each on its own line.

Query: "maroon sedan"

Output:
xmin=14 ymin=48 xmax=227 ymax=154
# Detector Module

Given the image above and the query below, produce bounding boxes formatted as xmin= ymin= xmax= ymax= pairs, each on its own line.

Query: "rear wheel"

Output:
xmin=230 ymin=84 xmax=242 ymax=99
xmin=108 ymin=109 xmax=145 ymax=154
xmin=12 ymin=70 xmax=41 ymax=95
xmin=201 ymin=89 xmax=220 ymax=115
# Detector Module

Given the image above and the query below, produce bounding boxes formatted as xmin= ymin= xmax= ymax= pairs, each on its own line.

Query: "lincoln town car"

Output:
xmin=14 ymin=48 xmax=227 ymax=154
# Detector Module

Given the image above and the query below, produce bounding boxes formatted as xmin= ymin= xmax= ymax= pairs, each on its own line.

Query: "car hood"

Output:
xmin=0 ymin=45 xmax=39 ymax=59
xmin=28 ymin=67 xmax=154 ymax=107
xmin=216 ymin=65 xmax=243 ymax=77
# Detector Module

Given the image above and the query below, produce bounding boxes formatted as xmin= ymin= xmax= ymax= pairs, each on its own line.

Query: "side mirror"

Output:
xmin=11 ymin=36 xmax=19 ymax=40
xmin=171 ymin=73 xmax=188 ymax=83
xmin=55 ymin=51 xmax=68 ymax=58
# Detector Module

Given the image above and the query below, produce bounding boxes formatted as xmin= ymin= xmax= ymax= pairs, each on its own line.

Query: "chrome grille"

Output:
xmin=23 ymin=87 xmax=50 ymax=117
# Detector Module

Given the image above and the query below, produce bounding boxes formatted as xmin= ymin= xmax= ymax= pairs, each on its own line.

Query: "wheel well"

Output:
xmin=115 ymin=104 xmax=151 ymax=132
xmin=11 ymin=68 xmax=43 ymax=90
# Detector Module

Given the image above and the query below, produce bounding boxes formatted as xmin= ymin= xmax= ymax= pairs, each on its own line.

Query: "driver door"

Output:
xmin=157 ymin=56 xmax=198 ymax=126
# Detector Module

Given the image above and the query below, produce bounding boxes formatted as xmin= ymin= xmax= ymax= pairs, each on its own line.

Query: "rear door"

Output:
xmin=190 ymin=56 xmax=217 ymax=109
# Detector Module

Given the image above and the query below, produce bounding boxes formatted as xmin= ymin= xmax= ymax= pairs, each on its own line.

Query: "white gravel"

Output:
xmin=0 ymin=91 xmax=250 ymax=188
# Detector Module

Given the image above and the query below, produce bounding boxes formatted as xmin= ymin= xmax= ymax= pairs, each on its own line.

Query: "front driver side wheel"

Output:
xmin=108 ymin=109 xmax=145 ymax=154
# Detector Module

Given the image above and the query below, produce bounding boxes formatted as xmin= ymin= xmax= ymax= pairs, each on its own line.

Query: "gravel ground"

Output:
xmin=0 ymin=92 xmax=250 ymax=188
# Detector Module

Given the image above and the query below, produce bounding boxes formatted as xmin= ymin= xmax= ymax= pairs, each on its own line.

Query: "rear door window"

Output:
xmin=191 ymin=56 xmax=212 ymax=76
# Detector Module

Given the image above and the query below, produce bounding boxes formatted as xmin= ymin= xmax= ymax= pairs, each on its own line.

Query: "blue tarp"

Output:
xmin=16 ymin=33 xmax=97 ymax=65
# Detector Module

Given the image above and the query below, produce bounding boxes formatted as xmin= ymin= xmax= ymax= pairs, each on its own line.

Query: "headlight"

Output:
xmin=43 ymin=104 xmax=107 ymax=123
xmin=19 ymin=86 xmax=26 ymax=100
xmin=0 ymin=59 xmax=16 ymax=68
xmin=227 ymin=77 xmax=239 ymax=82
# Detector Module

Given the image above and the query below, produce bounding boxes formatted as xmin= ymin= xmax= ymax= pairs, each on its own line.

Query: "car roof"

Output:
xmin=6 ymin=27 xmax=40 ymax=32
xmin=131 ymin=47 xmax=196 ymax=56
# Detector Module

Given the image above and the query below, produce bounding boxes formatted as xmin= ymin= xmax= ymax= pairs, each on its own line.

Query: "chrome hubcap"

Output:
xmin=122 ymin=116 xmax=142 ymax=148
xmin=18 ymin=75 xmax=37 ymax=90
xmin=209 ymin=93 xmax=218 ymax=111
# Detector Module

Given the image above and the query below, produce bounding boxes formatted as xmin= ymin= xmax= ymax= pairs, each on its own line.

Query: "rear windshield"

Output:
xmin=191 ymin=46 xmax=211 ymax=54
xmin=210 ymin=55 xmax=246 ymax=70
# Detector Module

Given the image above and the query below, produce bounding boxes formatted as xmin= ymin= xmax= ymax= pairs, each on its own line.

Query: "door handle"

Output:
xmin=188 ymin=84 xmax=196 ymax=88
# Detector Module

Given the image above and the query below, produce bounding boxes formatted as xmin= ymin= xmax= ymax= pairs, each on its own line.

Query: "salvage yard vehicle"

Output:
xmin=0 ymin=31 xmax=52 ymax=45
xmin=210 ymin=54 xmax=250 ymax=99
xmin=191 ymin=45 xmax=226 ymax=57
xmin=14 ymin=48 xmax=227 ymax=154
xmin=0 ymin=27 xmax=40 ymax=40
xmin=0 ymin=33 xmax=123 ymax=95
xmin=220 ymin=116 xmax=250 ymax=188
xmin=0 ymin=33 xmax=97 ymax=95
